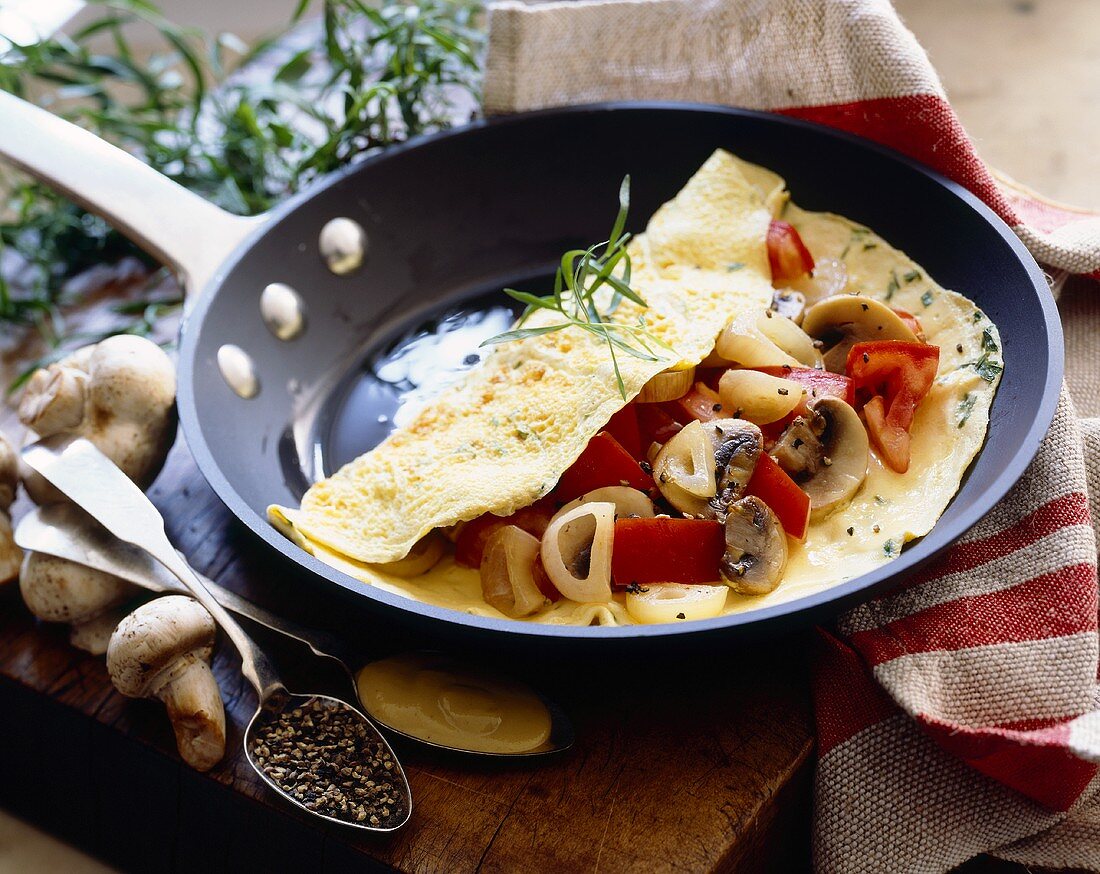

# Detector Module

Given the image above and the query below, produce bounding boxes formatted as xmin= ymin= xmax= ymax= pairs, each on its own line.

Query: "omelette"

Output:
xmin=270 ymin=150 xmax=1001 ymax=626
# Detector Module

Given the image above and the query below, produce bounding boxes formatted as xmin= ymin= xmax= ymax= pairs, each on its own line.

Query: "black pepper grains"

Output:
xmin=249 ymin=694 xmax=408 ymax=829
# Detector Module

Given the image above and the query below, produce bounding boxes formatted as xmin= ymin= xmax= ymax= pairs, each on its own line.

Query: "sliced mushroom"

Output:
xmin=791 ymin=397 xmax=869 ymax=519
xmin=720 ymin=496 xmax=788 ymax=596
xmin=540 ymin=502 xmax=615 ymax=603
xmin=718 ymin=369 xmax=804 ymax=425
xmin=561 ymin=486 xmax=655 ymax=519
xmin=653 ymin=419 xmax=762 ymax=519
xmin=714 ymin=309 xmax=823 ymax=370
xmin=480 ymin=525 xmax=546 ymax=618
xmin=801 ymin=295 xmax=918 ymax=373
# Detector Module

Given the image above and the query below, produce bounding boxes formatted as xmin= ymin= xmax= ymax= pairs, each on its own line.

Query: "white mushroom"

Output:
xmin=0 ymin=432 xmax=22 ymax=584
xmin=801 ymin=295 xmax=918 ymax=373
xmin=20 ymin=551 xmax=140 ymax=654
xmin=480 ymin=525 xmax=546 ymax=618
xmin=720 ymin=496 xmax=788 ymax=596
xmin=539 ymin=501 xmax=615 ymax=603
xmin=19 ymin=334 xmax=177 ymax=503
xmin=771 ymin=397 xmax=869 ymax=519
xmin=107 ymin=595 xmax=226 ymax=772
xmin=653 ymin=419 xmax=762 ymax=519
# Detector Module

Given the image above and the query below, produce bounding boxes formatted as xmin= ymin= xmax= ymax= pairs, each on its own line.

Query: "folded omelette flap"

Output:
xmin=278 ymin=150 xmax=777 ymax=563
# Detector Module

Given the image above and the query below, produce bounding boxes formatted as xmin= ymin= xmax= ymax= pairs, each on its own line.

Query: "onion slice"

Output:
xmin=480 ymin=526 xmax=545 ymax=618
xmin=625 ymin=583 xmax=728 ymax=624
xmin=636 ymin=366 xmax=696 ymax=403
xmin=560 ymin=486 xmax=655 ymax=519
xmin=718 ymin=370 xmax=804 ymax=424
xmin=540 ymin=502 xmax=615 ymax=603
xmin=372 ymin=532 xmax=445 ymax=578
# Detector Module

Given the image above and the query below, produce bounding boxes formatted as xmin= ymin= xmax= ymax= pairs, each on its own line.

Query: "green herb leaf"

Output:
xmin=957 ymin=393 xmax=976 ymax=428
xmin=903 ymin=269 xmax=921 ymax=283
xmin=885 ymin=270 xmax=899 ymax=301
xmin=921 ymin=290 xmax=934 ymax=307
xmin=972 ymin=352 xmax=1003 ymax=383
xmin=981 ymin=328 xmax=998 ymax=352
xmin=483 ymin=176 xmax=670 ymax=399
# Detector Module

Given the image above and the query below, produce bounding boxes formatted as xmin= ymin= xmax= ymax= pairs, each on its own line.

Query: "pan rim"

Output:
xmin=177 ymin=100 xmax=1063 ymax=642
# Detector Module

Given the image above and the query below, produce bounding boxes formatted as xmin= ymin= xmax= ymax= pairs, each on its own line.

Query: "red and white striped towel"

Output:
xmin=483 ymin=1 xmax=1100 ymax=870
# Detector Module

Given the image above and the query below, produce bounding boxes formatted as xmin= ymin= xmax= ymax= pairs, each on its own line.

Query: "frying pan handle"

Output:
xmin=0 ymin=91 xmax=266 ymax=294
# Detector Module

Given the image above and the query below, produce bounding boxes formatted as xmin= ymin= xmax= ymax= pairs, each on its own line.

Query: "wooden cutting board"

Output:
xmin=0 ymin=379 xmax=816 ymax=872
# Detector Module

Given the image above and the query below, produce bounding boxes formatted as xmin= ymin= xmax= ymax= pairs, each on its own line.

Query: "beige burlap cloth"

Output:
xmin=483 ymin=1 xmax=1100 ymax=871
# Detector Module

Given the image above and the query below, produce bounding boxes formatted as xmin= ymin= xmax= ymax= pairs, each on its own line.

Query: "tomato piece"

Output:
xmin=745 ymin=452 xmax=810 ymax=540
xmin=635 ymin=403 xmax=682 ymax=452
xmin=454 ymin=499 xmax=554 ymax=568
xmin=767 ymin=220 xmax=815 ymax=284
xmin=892 ymin=308 xmax=924 ymax=339
xmin=664 ymin=382 xmax=724 ymax=424
xmin=611 ymin=518 xmax=725 ymax=588
xmin=846 ymin=340 xmax=940 ymax=474
xmin=553 ymin=431 xmax=655 ymax=502
xmin=604 ymin=405 xmax=643 ymax=460
xmin=754 ymin=366 xmax=855 ymax=406
xmin=861 ymin=395 xmax=910 ymax=474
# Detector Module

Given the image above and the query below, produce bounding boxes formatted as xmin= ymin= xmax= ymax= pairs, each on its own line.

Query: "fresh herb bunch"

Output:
xmin=482 ymin=177 xmax=672 ymax=399
xmin=0 ymin=0 xmax=483 ymax=383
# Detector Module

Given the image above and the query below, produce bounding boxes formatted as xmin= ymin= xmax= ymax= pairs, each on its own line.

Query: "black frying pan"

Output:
xmin=0 ymin=98 xmax=1062 ymax=648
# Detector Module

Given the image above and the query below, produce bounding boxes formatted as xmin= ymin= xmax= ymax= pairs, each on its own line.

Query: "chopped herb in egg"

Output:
xmin=904 ymin=269 xmax=922 ymax=283
xmin=921 ymin=290 xmax=934 ymax=307
xmin=957 ymin=393 xmax=976 ymax=428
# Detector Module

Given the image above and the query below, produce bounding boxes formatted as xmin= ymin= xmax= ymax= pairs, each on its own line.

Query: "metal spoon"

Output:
xmin=16 ymin=496 xmax=576 ymax=759
xmin=15 ymin=502 xmax=355 ymax=691
xmin=22 ymin=435 xmax=412 ymax=832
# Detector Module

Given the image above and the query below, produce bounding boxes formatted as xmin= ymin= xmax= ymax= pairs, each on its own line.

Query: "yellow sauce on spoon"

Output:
xmin=356 ymin=652 xmax=554 ymax=755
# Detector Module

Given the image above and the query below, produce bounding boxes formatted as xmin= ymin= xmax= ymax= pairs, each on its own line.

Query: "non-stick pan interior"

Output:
xmin=177 ymin=104 xmax=1060 ymax=642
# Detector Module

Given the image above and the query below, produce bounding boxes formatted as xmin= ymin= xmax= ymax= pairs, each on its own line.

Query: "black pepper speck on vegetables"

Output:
xmin=249 ymin=694 xmax=408 ymax=828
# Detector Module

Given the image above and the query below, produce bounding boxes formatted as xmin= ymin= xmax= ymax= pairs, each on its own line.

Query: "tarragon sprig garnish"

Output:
xmin=481 ymin=176 xmax=671 ymax=399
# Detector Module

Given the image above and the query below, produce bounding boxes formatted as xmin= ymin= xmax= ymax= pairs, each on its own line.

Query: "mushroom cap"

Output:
xmin=801 ymin=295 xmax=918 ymax=372
xmin=86 ymin=334 xmax=176 ymax=425
xmin=20 ymin=552 xmax=135 ymax=623
xmin=720 ymin=496 xmax=788 ymax=595
xmin=802 ymin=397 xmax=870 ymax=520
xmin=107 ymin=595 xmax=216 ymax=699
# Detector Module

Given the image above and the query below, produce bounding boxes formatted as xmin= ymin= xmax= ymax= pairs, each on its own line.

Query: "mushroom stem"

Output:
xmin=158 ymin=656 xmax=226 ymax=772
